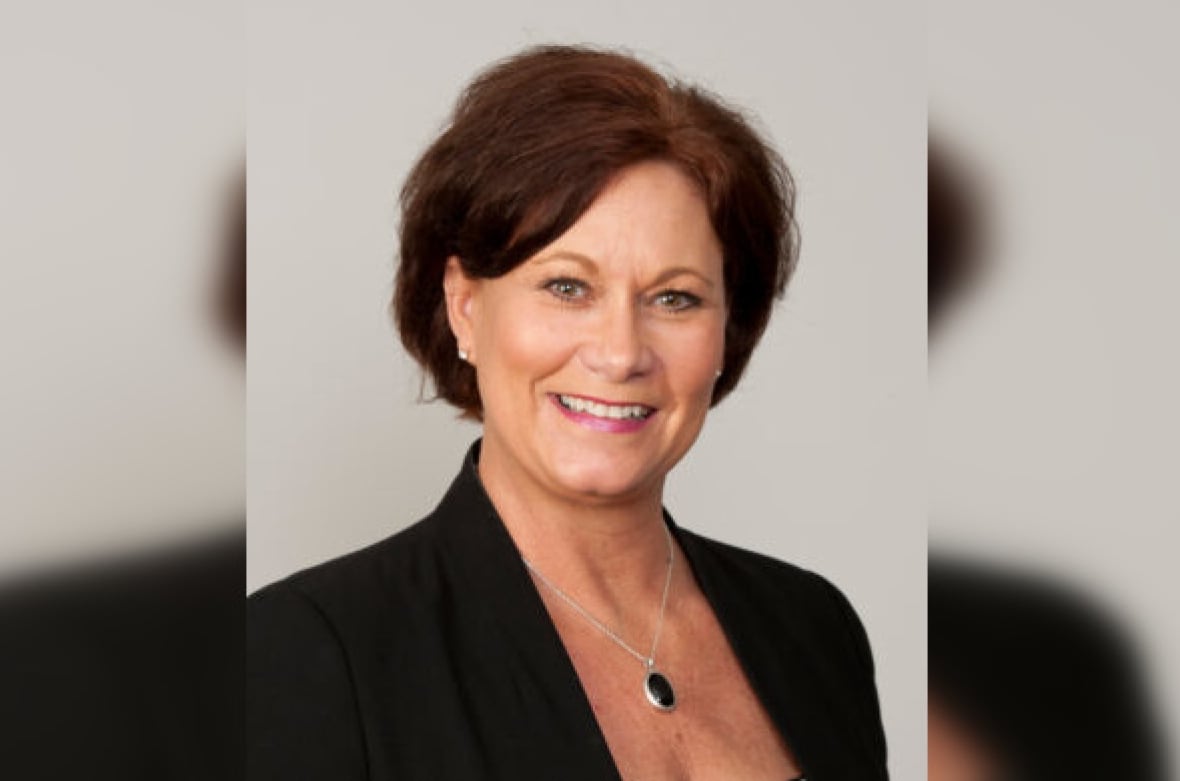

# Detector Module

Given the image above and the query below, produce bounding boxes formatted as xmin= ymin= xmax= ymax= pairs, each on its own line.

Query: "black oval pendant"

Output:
xmin=644 ymin=669 xmax=676 ymax=711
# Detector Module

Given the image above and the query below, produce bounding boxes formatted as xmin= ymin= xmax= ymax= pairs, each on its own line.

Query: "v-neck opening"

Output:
xmin=436 ymin=441 xmax=809 ymax=781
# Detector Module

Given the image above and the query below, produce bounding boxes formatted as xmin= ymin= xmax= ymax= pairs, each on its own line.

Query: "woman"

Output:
xmin=249 ymin=45 xmax=887 ymax=780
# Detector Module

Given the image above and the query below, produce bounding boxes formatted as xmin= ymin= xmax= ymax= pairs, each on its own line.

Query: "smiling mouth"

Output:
xmin=554 ymin=394 xmax=655 ymax=421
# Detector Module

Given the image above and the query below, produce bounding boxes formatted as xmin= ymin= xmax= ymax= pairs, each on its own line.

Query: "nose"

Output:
xmin=578 ymin=297 xmax=654 ymax=382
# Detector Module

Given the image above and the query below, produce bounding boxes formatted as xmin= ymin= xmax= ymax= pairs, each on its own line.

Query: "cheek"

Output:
xmin=477 ymin=304 xmax=577 ymax=387
xmin=655 ymin=319 xmax=726 ymax=396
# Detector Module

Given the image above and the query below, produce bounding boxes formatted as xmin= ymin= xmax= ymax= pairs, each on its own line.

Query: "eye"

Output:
xmin=543 ymin=277 xmax=589 ymax=302
xmin=653 ymin=290 xmax=702 ymax=312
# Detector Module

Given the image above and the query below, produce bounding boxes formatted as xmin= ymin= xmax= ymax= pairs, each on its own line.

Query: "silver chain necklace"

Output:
xmin=521 ymin=523 xmax=678 ymax=712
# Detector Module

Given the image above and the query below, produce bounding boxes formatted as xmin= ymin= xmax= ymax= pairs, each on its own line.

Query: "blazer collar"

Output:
xmin=429 ymin=440 xmax=622 ymax=779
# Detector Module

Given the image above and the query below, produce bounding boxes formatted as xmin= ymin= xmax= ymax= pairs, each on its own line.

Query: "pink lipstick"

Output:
xmin=549 ymin=393 xmax=655 ymax=434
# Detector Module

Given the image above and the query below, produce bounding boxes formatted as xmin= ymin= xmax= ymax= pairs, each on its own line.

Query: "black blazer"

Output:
xmin=249 ymin=443 xmax=888 ymax=780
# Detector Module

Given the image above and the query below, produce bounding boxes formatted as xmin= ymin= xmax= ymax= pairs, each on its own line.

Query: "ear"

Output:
xmin=443 ymin=256 xmax=479 ymax=361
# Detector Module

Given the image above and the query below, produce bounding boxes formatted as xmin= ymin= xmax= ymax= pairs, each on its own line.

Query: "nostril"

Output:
xmin=579 ymin=340 xmax=654 ymax=382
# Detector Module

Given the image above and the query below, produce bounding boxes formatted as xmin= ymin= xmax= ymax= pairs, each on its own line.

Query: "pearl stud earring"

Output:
xmin=458 ymin=348 xmax=469 ymax=362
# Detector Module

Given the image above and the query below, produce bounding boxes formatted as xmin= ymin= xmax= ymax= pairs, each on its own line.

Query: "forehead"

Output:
xmin=532 ymin=161 xmax=723 ymax=275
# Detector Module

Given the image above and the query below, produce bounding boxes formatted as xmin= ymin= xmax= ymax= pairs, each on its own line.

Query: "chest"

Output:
xmin=543 ymin=592 xmax=804 ymax=781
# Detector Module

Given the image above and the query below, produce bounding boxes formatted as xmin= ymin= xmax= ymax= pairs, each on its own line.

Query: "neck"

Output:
xmin=475 ymin=438 xmax=675 ymax=617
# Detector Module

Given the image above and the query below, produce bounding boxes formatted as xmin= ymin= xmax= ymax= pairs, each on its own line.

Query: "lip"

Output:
xmin=548 ymin=393 xmax=656 ymax=434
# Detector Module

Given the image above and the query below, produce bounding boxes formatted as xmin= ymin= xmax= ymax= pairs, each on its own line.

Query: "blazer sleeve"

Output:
xmin=248 ymin=583 xmax=368 ymax=781
xmin=824 ymin=577 xmax=889 ymax=771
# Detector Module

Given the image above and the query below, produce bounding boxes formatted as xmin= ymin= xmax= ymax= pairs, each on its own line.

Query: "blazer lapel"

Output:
xmin=429 ymin=442 xmax=622 ymax=780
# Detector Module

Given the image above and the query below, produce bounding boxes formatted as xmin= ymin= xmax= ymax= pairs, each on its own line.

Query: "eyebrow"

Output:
xmin=533 ymin=251 xmax=718 ymax=289
xmin=533 ymin=251 xmax=598 ymax=270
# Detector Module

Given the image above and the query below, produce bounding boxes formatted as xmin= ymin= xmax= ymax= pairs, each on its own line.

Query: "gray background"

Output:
xmin=2 ymin=0 xmax=243 ymax=573
xmin=248 ymin=1 xmax=924 ymax=776
xmin=930 ymin=1 xmax=1180 ymax=764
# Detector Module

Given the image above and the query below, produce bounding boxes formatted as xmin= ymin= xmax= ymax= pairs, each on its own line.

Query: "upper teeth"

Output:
xmin=558 ymin=395 xmax=651 ymax=420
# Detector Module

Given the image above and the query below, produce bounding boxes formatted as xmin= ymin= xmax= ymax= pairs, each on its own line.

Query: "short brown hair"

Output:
xmin=395 ymin=45 xmax=798 ymax=416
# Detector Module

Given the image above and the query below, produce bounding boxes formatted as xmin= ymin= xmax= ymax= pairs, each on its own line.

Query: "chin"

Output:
xmin=547 ymin=451 xmax=664 ymax=503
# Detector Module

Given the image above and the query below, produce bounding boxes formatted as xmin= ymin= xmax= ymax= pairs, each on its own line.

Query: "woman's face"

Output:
xmin=445 ymin=161 xmax=727 ymax=507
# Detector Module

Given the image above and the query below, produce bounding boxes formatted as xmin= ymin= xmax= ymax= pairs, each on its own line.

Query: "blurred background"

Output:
xmin=929 ymin=1 xmax=1178 ymax=777
xmin=1 ymin=1 xmax=241 ymax=777
xmin=1 ymin=0 xmax=243 ymax=573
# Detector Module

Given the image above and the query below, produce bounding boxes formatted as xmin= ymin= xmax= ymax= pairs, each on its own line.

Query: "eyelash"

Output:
xmin=544 ymin=278 xmax=588 ymax=301
xmin=653 ymin=290 xmax=702 ymax=312
xmin=541 ymin=278 xmax=702 ymax=312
